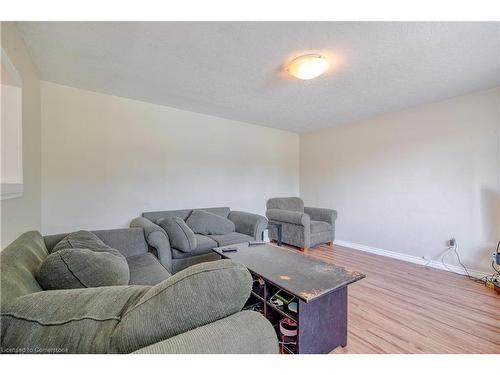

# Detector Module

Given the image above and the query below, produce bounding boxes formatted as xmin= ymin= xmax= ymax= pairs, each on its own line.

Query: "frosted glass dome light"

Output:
xmin=286 ymin=54 xmax=329 ymax=80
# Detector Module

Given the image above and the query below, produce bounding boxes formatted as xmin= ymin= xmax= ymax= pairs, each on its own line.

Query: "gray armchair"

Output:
xmin=266 ymin=197 xmax=337 ymax=251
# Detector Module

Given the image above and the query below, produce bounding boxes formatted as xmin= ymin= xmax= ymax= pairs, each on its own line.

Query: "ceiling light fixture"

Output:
xmin=286 ymin=54 xmax=329 ymax=80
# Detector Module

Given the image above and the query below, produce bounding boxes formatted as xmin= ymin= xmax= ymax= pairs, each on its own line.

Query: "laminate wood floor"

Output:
xmin=291 ymin=244 xmax=499 ymax=353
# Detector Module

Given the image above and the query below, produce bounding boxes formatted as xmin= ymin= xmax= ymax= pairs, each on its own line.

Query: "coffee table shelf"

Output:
xmin=250 ymin=291 xmax=265 ymax=302
xmin=266 ymin=300 xmax=297 ymax=322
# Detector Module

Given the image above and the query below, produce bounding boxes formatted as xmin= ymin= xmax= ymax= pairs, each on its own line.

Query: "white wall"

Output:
xmin=300 ymin=88 xmax=500 ymax=273
xmin=1 ymin=22 xmax=41 ymax=248
xmin=41 ymin=82 xmax=299 ymax=234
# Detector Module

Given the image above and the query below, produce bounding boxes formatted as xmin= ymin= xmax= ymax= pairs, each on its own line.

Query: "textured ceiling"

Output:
xmin=17 ymin=22 xmax=500 ymax=133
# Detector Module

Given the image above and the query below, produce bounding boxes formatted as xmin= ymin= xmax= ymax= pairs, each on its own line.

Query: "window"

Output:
xmin=1 ymin=47 xmax=23 ymax=200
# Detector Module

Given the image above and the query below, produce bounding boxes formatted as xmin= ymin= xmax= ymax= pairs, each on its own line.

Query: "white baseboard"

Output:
xmin=334 ymin=240 xmax=490 ymax=279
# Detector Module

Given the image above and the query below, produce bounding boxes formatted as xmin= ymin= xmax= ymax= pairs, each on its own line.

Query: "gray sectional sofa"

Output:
xmin=0 ymin=229 xmax=278 ymax=354
xmin=132 ymin=206 xmax=267 ymax=274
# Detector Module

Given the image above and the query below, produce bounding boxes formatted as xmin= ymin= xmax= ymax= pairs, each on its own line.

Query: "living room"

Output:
xmin=1 ymin=1 xmax=499 ymax=372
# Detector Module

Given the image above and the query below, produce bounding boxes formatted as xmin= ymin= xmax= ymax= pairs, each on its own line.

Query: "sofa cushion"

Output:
xmin=38 ymin=230 xmax=130 ymax=290
xmin=134 ymin=311 xmax=278 ymax=354
xmin=171 ymin=234 xmax=218 ymax=259
xmin=126 ymin=253 xmax=170 ymax=286
xmin=194 ymin=234 xmax=219 ymax=252
xmin=36 ymin=247 xmax=130 ymax=290
xmin=144 ymin=207 xmax=231 ymax=223
xmin=52 ymin=230 xmax=115 ymax=254
xmin=207 ymin=232 xmax=253 ymax=247
xmin=186 ymin=210 xmax=235 ymax=235
xmin=310 ymin=220 xmax=332 ymax=233
xmin=45 ymin=228 xmax=149 ymax=258
xmin=157 ymin=217 xmax=197 ymax=253
xmin=0 ymin=285 xmax=148 ymax=353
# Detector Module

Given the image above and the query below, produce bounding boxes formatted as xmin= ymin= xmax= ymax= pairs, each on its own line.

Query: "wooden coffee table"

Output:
xmin=213 ymin=242 xmax=365 ymax=354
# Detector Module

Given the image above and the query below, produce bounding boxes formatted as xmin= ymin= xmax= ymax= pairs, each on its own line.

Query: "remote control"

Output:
xmin=221 ymin=247 xmax=238 ymax=253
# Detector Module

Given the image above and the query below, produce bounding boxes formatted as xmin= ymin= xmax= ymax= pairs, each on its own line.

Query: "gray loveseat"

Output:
xmin=266 ymin=197 xmax=337 ymax=251
xmin=0 ymin=229 xmax=278 ymax=354
xmin=131 ymin=206 xmax=267 ymax=274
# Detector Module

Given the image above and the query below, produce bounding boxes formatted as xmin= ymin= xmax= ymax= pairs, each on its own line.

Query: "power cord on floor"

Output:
xmin=451 ymin=240 xmax=499 ymax=286
xmin=492 ymin=261 xmax=500 ymax=275
xmin=424 ymin=239 xmax=499 ymax=287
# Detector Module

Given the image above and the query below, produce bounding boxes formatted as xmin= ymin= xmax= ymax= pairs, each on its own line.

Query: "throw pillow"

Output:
xmin=36 ymin=248 xmax=130 ymax=290
xmin=185 ymin=209 xmax=236 ymax=235
xmin=157 ymin=217 xmax=197 ymax=253
xmin=52 ymin=230 xmax=117 ymax=254
xmin=37 ymin=230 xmax=130 ymax=289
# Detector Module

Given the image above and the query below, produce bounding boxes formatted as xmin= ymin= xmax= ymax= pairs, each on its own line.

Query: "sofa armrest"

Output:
xmin=111 ymin=260 xmax=252 ymax=353
xmin=304 ymin=206 xmax=338 ymax=224
xmin=228 ymin=211 xmax=268 ymax=240
xmin=0 ymin=285 xmax=149 ymax=354
xmin=266 ymin=209 xmax=310 ymax=227
xmin=130 ymin=217 xmax=173 ymax=273
xmin=133 ymin=311 xmax=278 ymax=354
